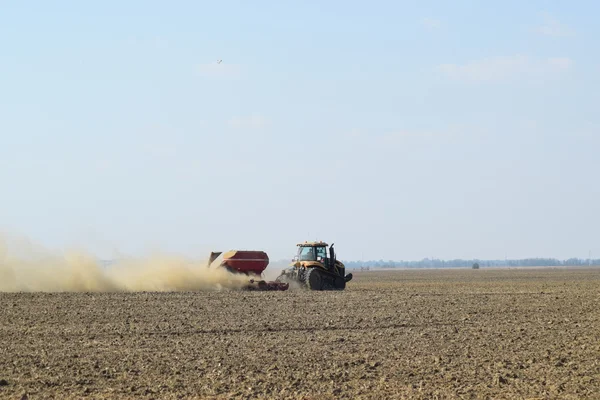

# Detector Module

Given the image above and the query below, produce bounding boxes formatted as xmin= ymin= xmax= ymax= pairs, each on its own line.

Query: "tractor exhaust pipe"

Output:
xmin=329 ymin=243 xmax=336 ymax=272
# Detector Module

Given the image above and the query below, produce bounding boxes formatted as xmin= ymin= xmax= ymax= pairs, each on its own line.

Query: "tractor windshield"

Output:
xmin=298 ymin=246 xmax=316 ymax=261
xmin=297 ymin=246 xmax=328 ymax=261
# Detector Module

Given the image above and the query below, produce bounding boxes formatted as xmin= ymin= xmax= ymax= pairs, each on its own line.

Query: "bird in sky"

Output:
xmin=217 ymin=59 xmax=222 ymax=64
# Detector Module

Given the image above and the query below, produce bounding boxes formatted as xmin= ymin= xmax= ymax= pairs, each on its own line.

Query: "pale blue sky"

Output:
xmin=1 ymin=1 xmax=598 ymax=261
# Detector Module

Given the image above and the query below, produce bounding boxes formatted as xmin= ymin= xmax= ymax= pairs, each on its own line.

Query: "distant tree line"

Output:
xmin=342 ymin=258 xmax=600 ymax=269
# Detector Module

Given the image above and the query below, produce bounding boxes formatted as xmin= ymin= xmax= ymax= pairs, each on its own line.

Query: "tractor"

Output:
xmin=276 ymin=241 xmax=353 ymax=290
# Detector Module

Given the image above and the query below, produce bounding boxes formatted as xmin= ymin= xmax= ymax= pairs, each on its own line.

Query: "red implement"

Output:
xmin=208 ymin=250 xmax=289 ymax=291
xmin=222 ymin=250 xmax=269 ymax=275
xmin=246 ymin=279 xmax=289 ymax=291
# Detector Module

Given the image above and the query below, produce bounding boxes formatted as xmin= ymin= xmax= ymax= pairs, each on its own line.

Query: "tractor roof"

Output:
xmin=297 ymin=241 xmax=328 ymax=247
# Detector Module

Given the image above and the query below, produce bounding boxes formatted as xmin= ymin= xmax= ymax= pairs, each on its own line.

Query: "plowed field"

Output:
xmin=1 ymin=268 xmax=599 ymax=399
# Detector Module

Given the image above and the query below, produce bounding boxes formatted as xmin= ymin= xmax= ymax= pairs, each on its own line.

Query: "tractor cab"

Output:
xmin=293 ymin=241 xmax=336 ymax=270
xmin=295 ymin=243 xmax=327 ymax=261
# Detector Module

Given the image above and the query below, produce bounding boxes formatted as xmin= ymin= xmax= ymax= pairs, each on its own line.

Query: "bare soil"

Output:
xmin=1 ymin=268 xmax=599 ymax=399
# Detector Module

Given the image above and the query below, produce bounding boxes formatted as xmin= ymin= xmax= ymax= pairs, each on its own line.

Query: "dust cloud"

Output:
xmin=0 ymin=234 xmax=252 ymax=292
